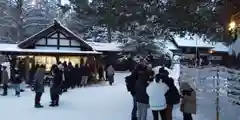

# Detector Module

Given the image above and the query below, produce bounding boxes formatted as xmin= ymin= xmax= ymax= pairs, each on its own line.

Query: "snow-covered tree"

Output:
xmin=0 ymin=0 xmax=60 ymax=42
xmin=83 ymin=26 xmax=130 ymax=43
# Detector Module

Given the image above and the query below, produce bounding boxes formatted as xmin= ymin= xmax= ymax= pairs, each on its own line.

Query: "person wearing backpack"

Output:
xmin=125 ymin=69 xmax=138 ymax=120
xmin=159 ymin=67 xmax=180 ymax=120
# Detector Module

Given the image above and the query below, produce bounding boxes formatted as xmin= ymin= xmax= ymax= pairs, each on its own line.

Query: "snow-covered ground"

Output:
xmin=180 ymin=66 xmax=240 ymax=120
xmin=0 ymin=65 xmax=222 ymax=120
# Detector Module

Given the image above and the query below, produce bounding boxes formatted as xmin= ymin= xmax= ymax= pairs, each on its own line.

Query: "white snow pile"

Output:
xmin=173 ymin=34 xmax=213 ymax=48
xmin=86 ymin=41 xmax=123 ymax=52
xmin=211 ymin=42 xmax=229 ymax=52
xmin=84 ymin=26 xmax=131 ymax=43
xmin=229 ymin=34 xmax=240 ymax=56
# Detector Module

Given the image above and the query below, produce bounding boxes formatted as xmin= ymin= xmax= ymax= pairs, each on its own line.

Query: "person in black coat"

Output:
xmin=80 ymin=64 xmax=90 ymax=87
xmin=135 ymin=64 xmax=150 ymax=120
xmin=159 ymin=67 xmax=180 ymax=120
xmin=62 ymin=62 xmax=68 ymax=92
xmin=49 ymin=65 xmax=63 ymax=107
xmin=125 ymin=69 xmax=138 ymax=120
xmin=29 ymin=64 xmax=39 ymax=85
xmin=98 ymin=65 xmax=104 ymax=81
xmin=66 ymin=62 xmax=74 ymax=89
xmin=73 ymin=64 xmax=81 ymax=87
xmin=0 ymin=65 xmax=2 ymax=86
xmin=12 ymin=69 xmax=22 ymax=97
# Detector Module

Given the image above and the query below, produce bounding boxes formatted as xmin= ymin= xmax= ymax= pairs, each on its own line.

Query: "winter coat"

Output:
xmin=107 ymin=66 xmax=115 ymax=76
xmin=125 ymin=71 xmax=138 ymax=96
xmin=147 ymin=80 xmax=169 ymax=110
xmin=51 ymin=68 xmax=62 ymax=95
xmin=34 ymin=68 xmax=45 ymax=93
xmin=12 ymin=75 xmax=22 ymax=84
xmin=1 ymin=69 xmax=9 ymax=85
xmin=135 ymin=79 xmax=149 ymax=104
xmin=98 ymin=66 xmax=104 ymax=78
xmin=180 ymin=82 xmax=197 ymax=114
xmin=65 ymin=66 xmax=73 ymax=81
xmin=161 ymin=75 xmax=180 ymax=105
xmin=0 ymin=69 xmax=2 ymax=84
xmin=73 ymin=67 xmax=81 ymax=81
xmin=81 ymin=65 xmax=91 ymax=76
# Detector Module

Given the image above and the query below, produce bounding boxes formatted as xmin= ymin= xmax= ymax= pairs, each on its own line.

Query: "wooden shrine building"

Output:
xmin=0 ymin=20 xmax=101 ymax=72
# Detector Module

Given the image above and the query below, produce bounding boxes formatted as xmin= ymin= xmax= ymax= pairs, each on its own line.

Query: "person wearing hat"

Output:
xmin=1 ymin=65 xmax=9 ymax=96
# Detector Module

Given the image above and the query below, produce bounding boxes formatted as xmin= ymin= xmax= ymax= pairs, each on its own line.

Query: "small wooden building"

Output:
xmin=0 ymin=20 xmax=101 ymax=74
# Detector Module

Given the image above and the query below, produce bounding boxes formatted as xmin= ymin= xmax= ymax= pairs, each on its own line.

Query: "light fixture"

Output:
xmin=229 ymin=21 xmax=236 ymax=31
xmin=31 ymin=0 xmax=36 ymax=6
xmin=209 ymin=50 xmax=214 ymax=54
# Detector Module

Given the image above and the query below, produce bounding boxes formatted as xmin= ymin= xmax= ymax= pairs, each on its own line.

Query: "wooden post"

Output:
xmin=216 ymin=67 xmax=220 ymax=120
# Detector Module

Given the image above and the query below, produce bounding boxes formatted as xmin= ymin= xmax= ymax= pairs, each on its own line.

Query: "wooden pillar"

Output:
xmin=25 ymin=56 xmax=30 ymax=82
xmin=56 ymin=55 xmax=60 ymax=63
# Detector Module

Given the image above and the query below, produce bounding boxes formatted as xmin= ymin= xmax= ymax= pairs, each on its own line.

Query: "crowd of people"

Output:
xmin=0 ymin=60 xmax=116 ymax=108
xmin=33 ymin=61 xmax=115 ymax=108
xmin=125 ymin=59 xmax=196 ymax=120
xmin=0 ymin=56 xmax=197 ymax=120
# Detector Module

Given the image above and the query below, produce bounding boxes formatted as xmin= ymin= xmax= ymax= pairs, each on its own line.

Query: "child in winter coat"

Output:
xmin=180 ymin=82 xmax=197 ymax=120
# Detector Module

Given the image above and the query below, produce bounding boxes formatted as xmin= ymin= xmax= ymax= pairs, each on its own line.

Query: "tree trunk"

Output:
xmin=16 ymin=0 xmax=23 ymax=42
xmin=107 ymin=25 xmax=112 ymax=43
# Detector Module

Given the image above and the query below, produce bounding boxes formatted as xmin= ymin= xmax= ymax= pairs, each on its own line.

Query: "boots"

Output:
xmin=131 ymin=117 xmax=137 ymax=120
xmin=15 ymin=91 xmax=20 ymax=97
xmin=49 ymin=101 xmax=59 ymax=107
xmin=35 ymin=104 xmax=43 ymax=108
xmin=49 ymin=101 xmax=56 ymax=107
xmin=50 ymin=94 xmax=59 ymax=107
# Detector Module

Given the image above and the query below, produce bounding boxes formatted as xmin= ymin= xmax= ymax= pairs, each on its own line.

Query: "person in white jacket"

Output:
xmin=147 ymin=73 xmax=169 ymax=120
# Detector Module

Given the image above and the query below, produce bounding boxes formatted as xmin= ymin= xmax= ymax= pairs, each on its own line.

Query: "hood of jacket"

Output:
xmin=180 ymin=82 xmax=192 ymax=91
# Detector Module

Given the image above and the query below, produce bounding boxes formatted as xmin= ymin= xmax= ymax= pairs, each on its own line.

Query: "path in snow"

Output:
xmin=0 ymin=71 xmax=207 ymax=120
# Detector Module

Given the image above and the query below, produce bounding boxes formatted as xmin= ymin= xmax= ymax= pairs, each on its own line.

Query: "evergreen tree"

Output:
xmin=0 ymin=0 xmax=60 ymax=42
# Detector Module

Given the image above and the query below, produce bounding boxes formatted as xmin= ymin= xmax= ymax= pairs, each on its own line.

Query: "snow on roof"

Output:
xmin=154 ymin=39 xmax=178 ymax=50
xmin=86 ymin=42 xmax=123 ymax=52
xmin=165 ymin=41 xmax=178 ymax=50
xmin=211 ymin=42 xmax=229 ymax=52
xmin=0 ymin=43 xmax=101 ymax=54
xmin=174 ymin=34 xmax=213 ymax=48
xmin=18 ymin=20 xmax=93 ymax=50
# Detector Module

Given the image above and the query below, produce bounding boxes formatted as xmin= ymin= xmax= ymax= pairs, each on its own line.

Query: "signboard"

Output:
xmin=208 ymin=56 xmax=222 ymax=60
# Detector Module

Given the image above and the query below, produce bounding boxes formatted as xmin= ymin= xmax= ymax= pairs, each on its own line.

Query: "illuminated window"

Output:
xmin=35 ymin=56 xmax=57 ymax=71
xmin=59 ymin=56 xmax=87 ymax=66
